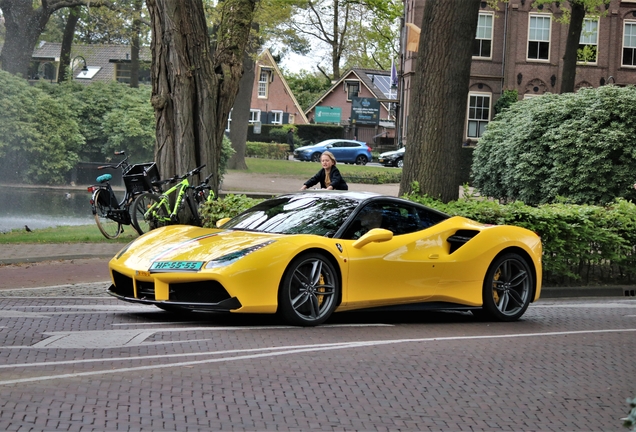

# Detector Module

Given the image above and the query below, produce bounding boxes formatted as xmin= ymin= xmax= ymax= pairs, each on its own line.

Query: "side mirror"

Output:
xmin=352 ymin=228 xmax=393 ymax=249
xmin=216 ymin=217 xmax=231 ymax=228
xmin=325 ymin=144 xmax=333 ymax=148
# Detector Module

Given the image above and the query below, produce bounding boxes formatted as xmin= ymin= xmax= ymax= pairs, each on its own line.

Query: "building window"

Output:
xmin=345 ymin=81 xmax=359 ymax=100
xmin=271 ymin=110 xmax=283 ymax=124
xmin=258 ymin=69 xmax=270 ymax=98
xmin=473 ymin=13 xmax=493 ymax=59
xmin=466 ymin=93 xmax=491 ymax=139
xmin=578 ymin=18 xmax=598 ymax=63
xmin=623 ymin=22 xmax=636 ymax=66
xmin=249 ymin=109 xmax=261 ymax=124
xmin=528 ymin=15 xmax=551 ymax=61
xmin=115 ymin=62 xmax=151 ymax=84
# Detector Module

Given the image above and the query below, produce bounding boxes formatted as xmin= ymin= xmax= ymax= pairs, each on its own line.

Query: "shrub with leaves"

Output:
xmin=404 ymin=185 xmax=636 ymax=286
xmin=473 ymin=85 xmax=636 ymax=205
xmin=200 ymin=194 xmax=261 ymax=228
xmin=625 ymin=396 xmax=636 ymax=431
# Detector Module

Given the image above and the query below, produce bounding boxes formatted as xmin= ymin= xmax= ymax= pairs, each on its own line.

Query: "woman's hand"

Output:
xmin=326 ymin=186 xmax=334 ymax=190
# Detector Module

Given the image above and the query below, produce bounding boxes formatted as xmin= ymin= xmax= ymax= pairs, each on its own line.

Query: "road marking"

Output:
xmin=0 ymin=327 xmax=634 ymax=386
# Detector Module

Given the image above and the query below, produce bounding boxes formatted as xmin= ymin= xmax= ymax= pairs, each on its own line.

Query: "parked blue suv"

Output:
xmin=293 ymin=139 xmax=372 ymax=165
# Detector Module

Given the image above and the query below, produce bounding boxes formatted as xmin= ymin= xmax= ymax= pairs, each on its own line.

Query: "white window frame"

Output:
xmin=249 ymin=109 xmax=261 ymax=124
xmin=271 ymin=110 xmax=283 ymax=125
xmin=527 ymin=14 xmax=551 ymax=62
xmin=578 ymin=18 xmax=598 ymax=64
xmin=473 ymin=12 xmax=494 ymax=60
xmin=623 ymin=21 xmax=636 ymax=67
xmin=258 ymin=69 xmax=269 ymax=98
xmin=466 ymin=92 xmax=491 ymax=140
xmin=345 ymin=80 xmax=360 ymax=101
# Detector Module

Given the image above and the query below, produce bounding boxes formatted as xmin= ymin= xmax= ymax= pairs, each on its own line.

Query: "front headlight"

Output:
xmin=205 ymin=241 xmax=275 ymax=269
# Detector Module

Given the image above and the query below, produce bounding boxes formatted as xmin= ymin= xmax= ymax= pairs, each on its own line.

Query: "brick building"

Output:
xmin=399 ymin=0 xmax=636 ymax=147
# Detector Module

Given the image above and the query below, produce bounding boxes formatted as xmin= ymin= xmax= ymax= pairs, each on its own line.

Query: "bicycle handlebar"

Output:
xmin=97 ymin=151 xmax=130 ymax=171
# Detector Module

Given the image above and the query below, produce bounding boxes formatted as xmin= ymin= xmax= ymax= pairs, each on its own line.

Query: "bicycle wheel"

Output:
xmin=184 ymin=189 xmax=203 ymax=226
xmin=132 ymin=192 xmax=169 ymax=235
xmin=93 ymin=189 xmax=122 ymax=239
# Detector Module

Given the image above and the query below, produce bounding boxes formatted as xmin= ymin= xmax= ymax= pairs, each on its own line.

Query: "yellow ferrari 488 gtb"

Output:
xmin=108 ymin=191 xmax=542 ymax=326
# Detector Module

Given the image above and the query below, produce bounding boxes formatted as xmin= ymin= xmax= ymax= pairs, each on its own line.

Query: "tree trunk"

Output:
xmin=227 ymin=48 xmax=255 ymax=170
xmin=147 ymin=0 xmax=257 ymax=195
xmin=58 ymin=6 xmax=81 ymax=83
xmin=560 ymin=1 xmax=585 ymax=93
xmin=129 ymin=0 xmax=143 ymax=88
xmin=399 ymin=0 xmax=480 ymax=203
xmin=0 ymin=1 xmax=50 ymax=77
xmin=0 ymin=0 xmax=113 ymax=78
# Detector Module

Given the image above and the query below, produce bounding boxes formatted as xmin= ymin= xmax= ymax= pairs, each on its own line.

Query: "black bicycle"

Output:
xmin=88 ymin=151 xmax=160 ymax=239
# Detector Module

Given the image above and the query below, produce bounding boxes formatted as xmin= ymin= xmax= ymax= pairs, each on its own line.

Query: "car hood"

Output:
xmin=379 ymin=148 xmax=404 ymax=158
xmin=295 ymin=144 xmax=323 ymax=151
xmin=114 ymin=225 xmax=283 ymax=269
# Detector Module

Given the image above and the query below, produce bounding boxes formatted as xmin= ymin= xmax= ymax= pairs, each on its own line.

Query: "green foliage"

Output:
xmin=200 ymin=194 xmax=261 ymax=227
xmin=405 ymin=191 xmax=636 ymax=286
xmin=472 ymin=86 xmax=636 ymax=205
xmin=0 ymin=70 xmax=84 ymax=184
xmin=282 ymin=69 xmax=333 ymax=110
xmin=246 ymin=141 xmax=289 ymax=159
xmin=625 ymin=396 xmax=636 ymax=431
xmin=493 ymin=89 xmax=518 ymax=116
xmin=343 ymin=170 xmax=401 ymax=185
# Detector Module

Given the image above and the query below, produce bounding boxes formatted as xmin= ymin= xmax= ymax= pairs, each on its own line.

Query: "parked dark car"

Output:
xmin=294 ymin=139 xmax=372 ymax=165
xmin=378 ymin=147 xmax=405 ymax=168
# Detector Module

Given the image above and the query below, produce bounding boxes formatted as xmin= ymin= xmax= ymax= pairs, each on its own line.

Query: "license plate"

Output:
xmin=150 ymin=261 xmax=204 ymax=272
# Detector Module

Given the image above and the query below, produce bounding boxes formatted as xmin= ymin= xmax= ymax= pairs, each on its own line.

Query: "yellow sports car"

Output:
xmin=108 ymin=191 xmax=542 ymax=326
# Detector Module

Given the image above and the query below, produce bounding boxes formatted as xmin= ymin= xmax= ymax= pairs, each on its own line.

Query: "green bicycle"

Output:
xmin=131 ymin=165 xmax=215 ymax=235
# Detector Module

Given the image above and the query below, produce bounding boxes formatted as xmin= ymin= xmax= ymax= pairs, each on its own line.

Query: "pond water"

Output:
xmin=0 ymin=186 xmax=95 ymax=232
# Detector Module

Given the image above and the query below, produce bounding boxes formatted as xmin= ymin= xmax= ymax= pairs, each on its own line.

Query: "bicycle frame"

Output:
xmin=145 ymin=177 xmax=193 ymax=224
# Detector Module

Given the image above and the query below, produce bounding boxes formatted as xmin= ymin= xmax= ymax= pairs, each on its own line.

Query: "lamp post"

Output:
xmin=70 ymin=55 xmax=89 ymax=78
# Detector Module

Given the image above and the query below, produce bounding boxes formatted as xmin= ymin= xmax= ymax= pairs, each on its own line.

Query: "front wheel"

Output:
xmin=480 ymin=252 xmax=533 ymax=322
xmin=132 ymin=192 xmax=168 ymax=235
xmin=93 ymin=189 xmax=122 ymax=239
xmin=396 ymin=158 xmax=403 ymax=168
xmin=278 ymin=253 xmax=339 ymax=326
xmin=355 ymin=155 xmax=368 ymax=165
xmin=310 ymin=152 xmax=322 ymax=162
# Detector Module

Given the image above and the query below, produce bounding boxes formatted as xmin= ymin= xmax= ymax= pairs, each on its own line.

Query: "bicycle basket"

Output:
xmin=123 ymin=162 xmax=161 ymax=194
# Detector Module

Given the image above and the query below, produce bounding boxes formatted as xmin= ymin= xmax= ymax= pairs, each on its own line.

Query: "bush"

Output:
xmin=405 ymin=185 xmax=636 ymax=286
xmin=200 ymin=194 xmax=261 ymax=227
xmin=246 ymin=141 xmax=289 ymax=159
xmin=473 ymin=85 xmax=636 ymax=205
xmin=343 ymin=170 xmax=401 ymax=184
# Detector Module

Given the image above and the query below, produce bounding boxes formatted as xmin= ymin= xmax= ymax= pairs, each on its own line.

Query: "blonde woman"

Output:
xmin=300 ymin=151 xmax=349 ymax=190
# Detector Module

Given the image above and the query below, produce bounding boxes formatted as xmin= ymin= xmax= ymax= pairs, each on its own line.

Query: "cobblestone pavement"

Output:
xmin=0 ymin=291 xmax=635 ymax=431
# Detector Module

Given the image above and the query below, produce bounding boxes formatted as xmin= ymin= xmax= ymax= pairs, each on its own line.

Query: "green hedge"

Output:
xmin=407 ymin=187 xmax=636 ymax=286
xmin=246 ymin=141 xmax=289 ymax=159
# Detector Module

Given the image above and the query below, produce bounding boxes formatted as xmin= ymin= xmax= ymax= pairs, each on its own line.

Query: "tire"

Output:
xmin=132 ymin=192 xmax=168 ymax=235
xmin=311 ymin=152 xmax=322 ymax=162
xmin=183 ymin=190 xmax=203 ymax=227
xmin=355 ymin=155 xmax=368 ymax=165
xmin=481 ymin=252 xmax=533 ymax=322
xmin=278 ymin=252 xmax=339 ymax=326
xmin=396 ymin=158 xmax=403 ymax=168
xmin=93 ymin=189 xmax=122 ymax=239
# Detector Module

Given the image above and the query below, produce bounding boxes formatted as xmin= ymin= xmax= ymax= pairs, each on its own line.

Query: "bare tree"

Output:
xmin=399 ymin=0 xmax=480 ymax=203
xmin=147 ymin=0 xmax=257 ymax=195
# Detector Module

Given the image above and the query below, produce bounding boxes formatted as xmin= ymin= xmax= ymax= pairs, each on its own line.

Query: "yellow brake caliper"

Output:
xmin=317 ymin=274 xmax=325 ymax=306
xmin=492 ymin=268 xmax=501 ymax=304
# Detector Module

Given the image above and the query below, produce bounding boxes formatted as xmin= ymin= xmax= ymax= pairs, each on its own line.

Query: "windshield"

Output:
xmin=222 ymin=195 xmax=360 ymax=237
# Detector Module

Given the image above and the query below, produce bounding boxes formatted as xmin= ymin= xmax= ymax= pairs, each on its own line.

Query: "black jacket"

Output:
xmin=304 ymin=166 xmax=348 ymax=190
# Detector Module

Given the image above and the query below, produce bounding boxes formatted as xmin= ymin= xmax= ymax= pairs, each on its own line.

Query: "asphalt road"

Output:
xmin=0 ymin=285 xmax=634 ymax=431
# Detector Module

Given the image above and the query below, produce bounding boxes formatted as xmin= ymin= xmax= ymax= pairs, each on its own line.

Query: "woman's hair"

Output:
xmin=321 ymin=151 xmax=337 ymax=165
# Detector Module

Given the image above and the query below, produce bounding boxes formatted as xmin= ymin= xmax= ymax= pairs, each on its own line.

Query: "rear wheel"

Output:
xmin=132 ymin=192 xmax=168 ymax=235
xmin=93 ymin=189 xmax=122 ymax=239
xmin=278 ymin=252 xmax=339 ymax=326
xmin=355 ymin=154 xmax=368 ymax=165
xmin=396 ymin=158 xmax=403 ymax=168
xmin=480 ymin=252 xmax=533 ymax=322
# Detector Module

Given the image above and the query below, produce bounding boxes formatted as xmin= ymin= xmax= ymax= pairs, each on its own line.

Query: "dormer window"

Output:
xmin=345 ymin=80 xmax=360 ymax=101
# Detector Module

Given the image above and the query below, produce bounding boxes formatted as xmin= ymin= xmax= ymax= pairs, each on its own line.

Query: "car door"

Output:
xmin=337 ymin=201 xmax=449 ymax=309
xmin=327 ymin=141 xmax=349 ymax=162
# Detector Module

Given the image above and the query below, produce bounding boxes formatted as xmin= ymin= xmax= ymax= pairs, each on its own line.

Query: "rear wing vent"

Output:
xmin=447 ymin=230 xmax=479 ymax=254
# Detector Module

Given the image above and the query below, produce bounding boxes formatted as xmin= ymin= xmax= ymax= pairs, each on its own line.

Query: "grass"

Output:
xmin=231 ymin=157 xmax=399 ymax=177
xmin=0 ymin=224 xmax=137 ymax=244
